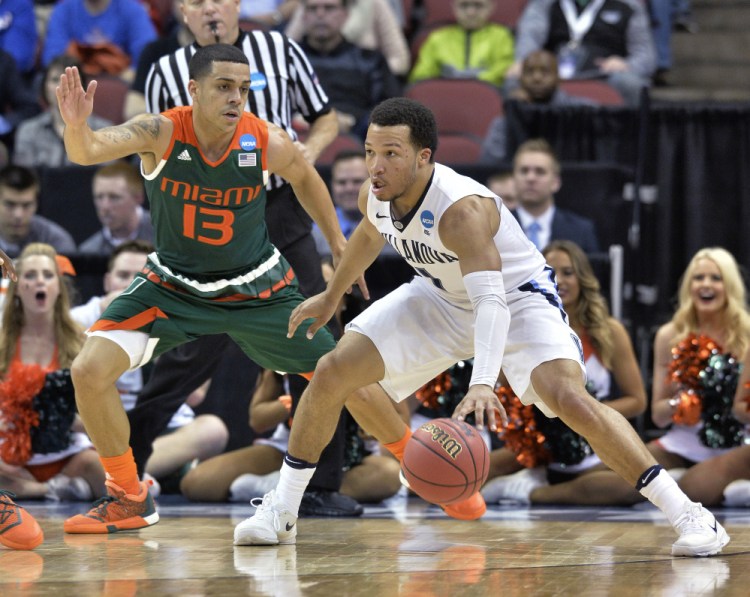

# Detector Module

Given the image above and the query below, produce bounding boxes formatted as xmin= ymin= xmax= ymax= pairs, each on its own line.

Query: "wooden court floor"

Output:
xmin=2 ymin=494 xmax=749 ymax=596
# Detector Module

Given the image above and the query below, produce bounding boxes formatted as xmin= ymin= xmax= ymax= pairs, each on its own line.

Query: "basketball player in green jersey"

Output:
xmin=55 ymin=44 xmax=364 ymax=533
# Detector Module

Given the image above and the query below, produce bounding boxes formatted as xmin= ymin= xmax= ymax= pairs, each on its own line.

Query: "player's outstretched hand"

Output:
xmin=0 ymin=248 xmax=16 ymax=282
xmin=56 ymin=66 xmax=97 ymax=128
xmin=453 ymin=385 xmax=508 ymax=432
xmin=288 ymin=292 xmax=339 ymax=340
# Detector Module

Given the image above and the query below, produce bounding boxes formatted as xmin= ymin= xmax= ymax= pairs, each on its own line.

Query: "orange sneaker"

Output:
xmin=0 ymin=490 xmax=44 ymax=550
xmin=64 ymin=478 xmax=159 ymax=534
xmin=441 ymin=492 xmax=487 ymax=521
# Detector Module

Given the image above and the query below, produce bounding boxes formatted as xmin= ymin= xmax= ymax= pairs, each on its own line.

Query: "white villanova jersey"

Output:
xmin=367 ymin=163 xmax=548 ymax=304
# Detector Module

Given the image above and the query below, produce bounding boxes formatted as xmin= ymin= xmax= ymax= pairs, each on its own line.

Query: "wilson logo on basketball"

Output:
xmin=419 ymin=422 xmax=462 ymax=459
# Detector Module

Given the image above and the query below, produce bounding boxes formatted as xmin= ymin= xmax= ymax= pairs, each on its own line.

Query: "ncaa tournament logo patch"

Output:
xmin=250 ymin=72 xmax=267 ymax=91
xmin=420 ymin=210 xmax=435 ymax=235
xmin=239 ymin=134 xmax=257 ymax=151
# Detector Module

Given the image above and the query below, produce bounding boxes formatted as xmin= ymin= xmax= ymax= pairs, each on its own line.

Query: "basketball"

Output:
xmin=401 ymin=418 xmax=489 ymax=505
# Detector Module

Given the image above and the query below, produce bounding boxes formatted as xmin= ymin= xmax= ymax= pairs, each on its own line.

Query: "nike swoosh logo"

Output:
xmin=285 ymin=522 xmax=295 ymax=531
xmin=375 ymin=213 xmax=389 ymax=219
xmin=710 ymin=519 xmax=718 ymax=533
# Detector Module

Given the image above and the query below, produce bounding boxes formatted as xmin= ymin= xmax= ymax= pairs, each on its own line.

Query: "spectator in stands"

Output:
xmin=0 ymin=165 xmax=76 ymax=258
xmin=41 ymin=0 xmax=158 ymax=82
xmin=77 ymin=161 xmax=154 ymax=255
xmin=480 ymin=50 xmax=595 ymax=164
xmin=286 ymin=0 xmax=410 ymax=76
xmin=0 ymin=49 xmax=40 ymax=152
xmin=511 ymin=138 xmax=600 ymax=253
xmin=298 ymin=0 xmax=401 ymax=139
xmin=70 ymin=240 xmax=229 ymax=493
xmin=0 ymin=243 xmax=105 ymax=501
xmin=486 ymin=171 xmax=517 ymax=210
xmin=14 ymin=55 xmax=112 ymax=169
xmin=312 ymin=149 xmax=367 ymax=257
xmin=0 ymin=0 xmax=38 ymax=77
xmin=409 ymin=0 xmax=514 ymax=87
xmin=507 ymin=0 xmax=656 ymax=106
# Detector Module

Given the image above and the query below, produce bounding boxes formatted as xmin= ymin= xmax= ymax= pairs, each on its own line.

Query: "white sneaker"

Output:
xmin=229 ymin=471 xmax=281 ymax=503
xmin=234 ymin=490 xmax=297 ymax=546
xmin=480 ymin=467 xmax=548 ymax=505
xmin=722 ymin=479 xmax=750 ymax=507
xmin=671 ymin=502 xmax=730 ymax=557
xmin=45 ymin=475 xmax=93 ymax=501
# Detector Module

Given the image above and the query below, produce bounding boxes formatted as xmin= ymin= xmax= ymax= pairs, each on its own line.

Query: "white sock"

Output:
xmin=275 ymin=459 xmax=316 ymax=516
xmin=638 ymin=467 xmax=691 ymax=525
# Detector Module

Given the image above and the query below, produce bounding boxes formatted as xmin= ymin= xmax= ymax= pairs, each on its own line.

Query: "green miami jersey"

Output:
xmin=143 ymin=107 xmax=289 ymax=299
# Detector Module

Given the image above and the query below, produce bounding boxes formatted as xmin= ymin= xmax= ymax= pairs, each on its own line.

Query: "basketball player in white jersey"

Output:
xmin=235 ymin=98 xmax=729 ymax=558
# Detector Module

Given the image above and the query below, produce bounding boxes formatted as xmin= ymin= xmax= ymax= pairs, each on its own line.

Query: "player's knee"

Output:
xmin=312 ymin=348 xmax=350 ymax=389
xmin=70 ymin=353 xmax=106 ymax=394
xmin=548 ymin=385 xmax=598 ymax=427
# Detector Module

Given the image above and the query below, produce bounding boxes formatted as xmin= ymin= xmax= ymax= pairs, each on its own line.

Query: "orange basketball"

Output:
xmin=401 ymin=418 xmax=489 ymax=505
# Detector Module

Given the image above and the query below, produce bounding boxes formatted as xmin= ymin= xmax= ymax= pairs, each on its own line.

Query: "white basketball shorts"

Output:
xmin=346 ymin=269 xmax=585 ymax=418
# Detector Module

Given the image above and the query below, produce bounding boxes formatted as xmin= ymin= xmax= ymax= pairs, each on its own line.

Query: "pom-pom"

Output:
xmin=494 ymin=386 xmax=551 ymax=468
xmin=0 ymin=362 xmax=47 ymax=465
xmin=30 ymin=369 xmax=76 ymax=455
xmin=416 ymin=360 xmax=474 ymax=421
xmin=668 ymin=334 xmax=743 ymax=448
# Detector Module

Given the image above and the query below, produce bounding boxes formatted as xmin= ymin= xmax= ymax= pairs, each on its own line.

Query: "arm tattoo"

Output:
xmin=99 ymin=117 xmax=161 ymax=146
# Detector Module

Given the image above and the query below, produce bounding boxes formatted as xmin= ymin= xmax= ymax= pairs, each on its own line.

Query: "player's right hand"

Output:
xmin=287 ymin=292 xmax=338 ymax=340
xmin=453 ymin=384 xmax=508 ymax=432
xmin=56 ymin=66 xmax=97 ymax=127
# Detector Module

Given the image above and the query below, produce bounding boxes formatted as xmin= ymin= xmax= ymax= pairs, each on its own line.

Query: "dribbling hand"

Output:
xmin=55 ymin=66 xmax=97 ymax=128
xmin=453 ymin=384 xmax=508 ymax=432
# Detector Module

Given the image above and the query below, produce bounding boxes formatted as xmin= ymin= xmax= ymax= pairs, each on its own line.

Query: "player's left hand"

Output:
xmin=0 ymin=248 xmax=16 ymax=282
xmin=453 ymin=384 xmax=507 ymax=432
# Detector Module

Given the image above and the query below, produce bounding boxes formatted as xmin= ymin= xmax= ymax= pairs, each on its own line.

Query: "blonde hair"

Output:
xmin=543 ymin=240 xmax=615 ymax=368
xmin=0 ymin=243 xmax=83 ymax=371
xmin=672 ymin=247 xmax=750 ymax=358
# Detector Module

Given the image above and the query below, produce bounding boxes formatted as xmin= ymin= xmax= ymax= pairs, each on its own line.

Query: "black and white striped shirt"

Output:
xmin=144 ymin=30 xmax=331 ymax=189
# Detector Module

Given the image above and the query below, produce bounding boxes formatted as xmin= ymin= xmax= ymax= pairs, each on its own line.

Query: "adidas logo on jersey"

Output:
xmin=177 ymin=150 xmax=191 ymax=161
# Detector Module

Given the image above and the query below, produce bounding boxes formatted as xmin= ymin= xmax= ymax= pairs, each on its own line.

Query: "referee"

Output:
xmin=128 ymin=0 xmax=362 ymax=516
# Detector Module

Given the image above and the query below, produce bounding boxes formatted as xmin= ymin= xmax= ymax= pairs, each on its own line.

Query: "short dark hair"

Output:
xmin=369 ymin=98 xmax=438 ymax=162
xmin=189 ymin=44 xmax=249 ymax=81
xmin=107 ymin=239 xmax=154 ymax=272
xmin=0 ymin=164 xmax=39 ymax=194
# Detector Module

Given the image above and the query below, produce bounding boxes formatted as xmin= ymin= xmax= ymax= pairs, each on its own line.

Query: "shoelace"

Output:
xmin=676 ymin=503 xmax=711 ymax=533
xmin=250 ymin=492 xmax=273 ymax=511
xmin=0 ymin=490 xmax=22 ymax=523
xmin=89 ymin=495 xmax=118 ymax=516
